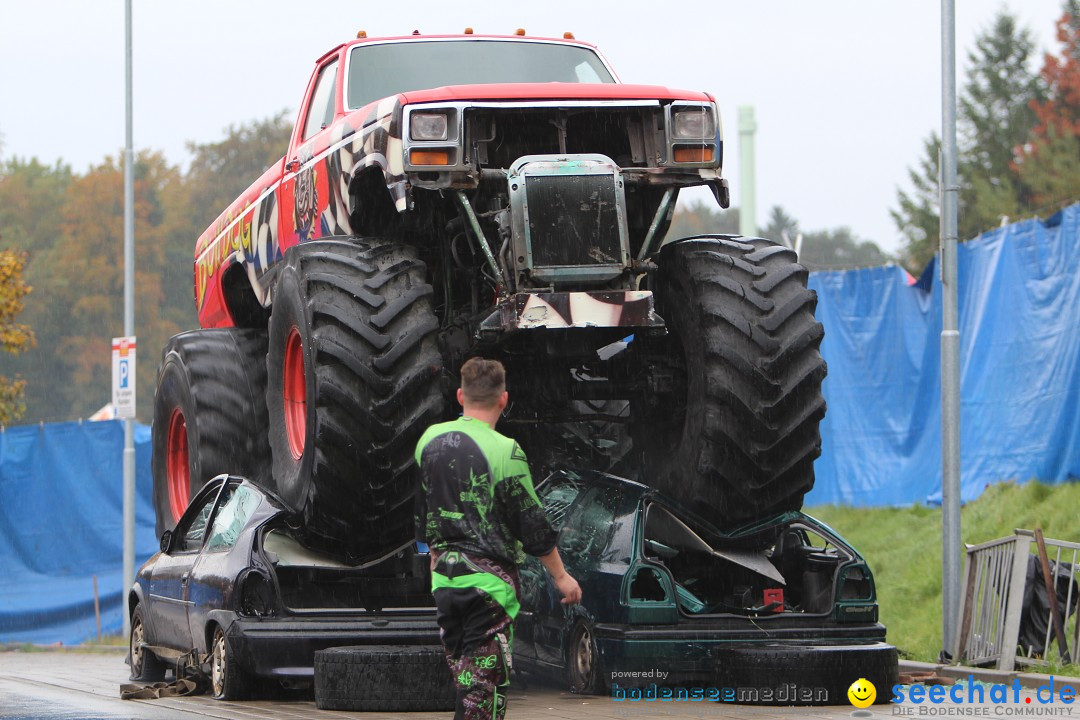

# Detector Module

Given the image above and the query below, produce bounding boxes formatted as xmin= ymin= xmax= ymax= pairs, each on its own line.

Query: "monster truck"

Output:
xmin=152 ymin=31 xmax=826 ymax=561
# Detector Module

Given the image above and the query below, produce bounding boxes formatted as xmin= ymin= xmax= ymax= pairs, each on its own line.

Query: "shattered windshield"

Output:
xmin=347 ymin=40 xmax=616 ymax=109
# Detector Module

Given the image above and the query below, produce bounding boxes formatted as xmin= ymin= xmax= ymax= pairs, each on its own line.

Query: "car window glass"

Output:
xmin=177 ymin=490 xmax=221 ymax=553
xmin=557 ymin=485 xmax=621 ymax=562
xmin=303 ymin=60 xmax=338 ymax=141
xmin=538 ymin=478 xmax=582 ymax=531
xmin=205 ymin=486 xmax=258 ymax=552
xmin=347 ymin=41 xmax=615 ymax=110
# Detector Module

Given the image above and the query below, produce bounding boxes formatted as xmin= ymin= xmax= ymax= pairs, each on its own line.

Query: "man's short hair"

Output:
xmin=460 ymin=357 xmax=505 ymax=407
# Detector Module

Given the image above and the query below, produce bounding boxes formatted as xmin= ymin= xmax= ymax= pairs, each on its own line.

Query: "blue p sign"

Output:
xmin=119 ymin=359 xmax=129 ymax=389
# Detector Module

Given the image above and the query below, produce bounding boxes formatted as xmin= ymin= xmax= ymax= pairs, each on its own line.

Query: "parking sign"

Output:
xmin=111 ymin=336 xmax=136 ymax=418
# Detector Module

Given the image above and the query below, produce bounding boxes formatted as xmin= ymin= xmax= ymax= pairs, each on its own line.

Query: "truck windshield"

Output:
xmin=346 ymin=40 xmax=616 ymax=110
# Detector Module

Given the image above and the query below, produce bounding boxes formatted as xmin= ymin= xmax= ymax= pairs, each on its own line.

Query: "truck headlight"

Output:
xmin=671 ymin=108 xmax=715 ymax=139
xmin=410 ymin=112 xmax=449 ymax=141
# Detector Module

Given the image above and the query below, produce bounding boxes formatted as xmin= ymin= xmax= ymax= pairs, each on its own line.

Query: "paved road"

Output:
xmin=0 ymin=649 xmax=1067 ymax=720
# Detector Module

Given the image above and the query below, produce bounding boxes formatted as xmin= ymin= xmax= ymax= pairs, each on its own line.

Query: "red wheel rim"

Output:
xmin=283 ymin=327 xmax=306 ymax=460
xmin=166 ymin=408 xmax=189 ymax=521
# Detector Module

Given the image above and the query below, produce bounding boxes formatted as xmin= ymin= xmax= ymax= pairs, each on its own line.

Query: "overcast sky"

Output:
xmin=0 ymin=1 xmax=1069 ymax=254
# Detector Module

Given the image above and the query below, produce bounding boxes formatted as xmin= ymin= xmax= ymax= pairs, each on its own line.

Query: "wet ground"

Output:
xmin=0 ymin=649 xmax=1071 ymax=720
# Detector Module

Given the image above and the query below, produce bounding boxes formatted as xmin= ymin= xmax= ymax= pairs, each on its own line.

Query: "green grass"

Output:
xmin=0 ymin=634 xmax=125 ymax=653
xmin=808 ymin=479 xmax=1080 ymax=671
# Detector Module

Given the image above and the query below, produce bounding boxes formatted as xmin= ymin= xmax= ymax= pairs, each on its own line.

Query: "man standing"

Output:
xmin=416 ymin=357 xmax=582 ymax=720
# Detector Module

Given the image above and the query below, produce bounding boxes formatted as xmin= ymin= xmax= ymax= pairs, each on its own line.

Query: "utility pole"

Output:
xmin=122 ymin=0 xmax=136 ymax=640
xmin=940 ymin=0 xmax=962 ymax=660
xmin=738 ymin=106 xmax=757 ymax=238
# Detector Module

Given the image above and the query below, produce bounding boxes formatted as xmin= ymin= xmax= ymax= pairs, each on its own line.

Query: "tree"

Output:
xmin=666 ymin=199 xmax=738 ymax=240
xmin=0 ymin=112 xmax=300 ymax=423
xmin=1014 ymin=2 xmax=1080 ymax=212
xmin=0 ymin=249 xmax=35 ymax=424
xmin=893 ymin=11 xmax=1044 ymax=273
xmin=797 ymin=227 xmax=890 ymax=272
xmin=892 ymin=134 xmax=943 ymax=272
xmin=961 ymin=13 xmax=1045 ymax=199
xmin=761 ymin=205 xmax=800 ymax=246
xmin=185 ymin=110 xmax=292 ymax=231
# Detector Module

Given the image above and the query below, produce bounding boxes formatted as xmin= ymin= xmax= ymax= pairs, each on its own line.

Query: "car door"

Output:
xmin=146 ymin=485 xmax=221 ymax=650
xmin=279 ymin=53 xmax=341 ymax=251
xmin=186 ymin=483 xmax=262 ymax=650
xmin=517 ymin=475 xmax=585 ymax=665
xmin=532 ymin=484 xmax=622 ymax=667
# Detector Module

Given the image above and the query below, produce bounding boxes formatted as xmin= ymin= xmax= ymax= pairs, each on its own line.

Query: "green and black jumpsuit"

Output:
xmin=415 ymin=416 xmax=557 ymax=720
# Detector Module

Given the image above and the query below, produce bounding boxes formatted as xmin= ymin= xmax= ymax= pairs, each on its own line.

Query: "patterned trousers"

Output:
xmin=433 ymin=552 xmax=519 ymax=720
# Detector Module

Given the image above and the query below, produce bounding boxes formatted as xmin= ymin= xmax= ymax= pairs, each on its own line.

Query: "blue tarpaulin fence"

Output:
xmin=0 ymin=420 xmax=156 ymax=645
xmin=1 ymin=204 xmax=1079 ymax=644
xmin=806 ymin=203 xmax=1080 ymax=506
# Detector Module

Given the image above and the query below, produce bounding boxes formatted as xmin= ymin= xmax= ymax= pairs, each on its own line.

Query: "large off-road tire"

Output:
xmin=151 ymin=329 xmax=270 ymax=537
xmin=314 ymin=645 xmax=456 ymax=711
xmin=635 ymin=236 xmax=826 ymax=526
xmin=266 ymin=238 xmax=443 ymax=560
xmin=713 ymin=643 xmax=898 ymax=705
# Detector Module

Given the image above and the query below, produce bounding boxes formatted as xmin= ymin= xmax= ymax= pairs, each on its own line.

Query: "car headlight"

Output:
xmin=410 ymin=112 xmax=449 ymax=141
xmin=671 ymin=108 xmax=715 ymax=139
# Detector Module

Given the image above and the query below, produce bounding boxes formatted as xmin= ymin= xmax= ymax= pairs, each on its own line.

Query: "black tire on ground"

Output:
xmin=210 ymin=624 xmax=251 ymax=700
xmin=265 ymin=238 xmax=443 ymax=561
xmin=566 ymin=621 xmax=605 ymax=695
xmin=128 ymin=604 xmax=165 ymax=682
xmin=713 ymin=643 xmax=899 ymax=705
xmin=151 ymin=329 xmax=270 ymax=537
xmin=634 ymin=236 xmax=827 ymax=526
xmin=314 ymin=645 xmax=456 ymax=711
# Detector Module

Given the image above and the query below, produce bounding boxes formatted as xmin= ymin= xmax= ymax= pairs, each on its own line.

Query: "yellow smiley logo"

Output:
xmin=847 ymin=678 xmax=876 ymax=708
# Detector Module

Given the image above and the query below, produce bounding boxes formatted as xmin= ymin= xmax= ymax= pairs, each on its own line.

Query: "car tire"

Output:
xmin=314 ymin=645 xmax=456 ymax=711
xmin=567 ymin=621 xmax=606 ymax=695
xmin=210 ymin=625 xmax=251 ymax=700
xmin=151 ymin=329 xmax=270 ymax=536
xmin=713 ymin=643 xmax=898 ymax=705
xmin=128 ymin=604 xmax=166 ymax=682
xmin=634 ymin=236 xmax=826 ymax=526
xmin=265 ymin=238 xmax=443 ymax=560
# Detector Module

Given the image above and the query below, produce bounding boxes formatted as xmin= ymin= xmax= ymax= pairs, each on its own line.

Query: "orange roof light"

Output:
xmin=356 ymin=30 xmax=367 ymax=38
xmin=673 ymin=146 xmax=715 ymax=163
xmin=411 ymin=149 xmax=452 ymax=166
xmin=564 ymin=32 xmax=575 ymax=39
xmin=464 ymin=27 xmax=474 ymax=34
xmin=515 ymin=28 xmax=526 ymax=36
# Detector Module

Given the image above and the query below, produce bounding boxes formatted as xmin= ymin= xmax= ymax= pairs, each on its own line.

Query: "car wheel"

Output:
xmin=210 ymin=625 xmax=250 ymax=700
xmin=713 ymin=642 xmax=898 ymax=705
xmin=567 ymin=621 xmax=604 ymax=694
xmin=632 ymin=237 xmax=826 ymax=526
xmin=314 ymin=645 xmax=455 ymax=711
xmin=151 ymin=329 xmax=270 ymax=536
xmin=265 ymin=238 xmax=443 ymax=560
xmin=128 ymin=604 xmax=165 ymax=682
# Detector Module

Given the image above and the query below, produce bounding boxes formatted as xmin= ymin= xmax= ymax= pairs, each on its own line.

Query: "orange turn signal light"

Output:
xmin=673 ymin=146 xmax=714 ymax=163
xmin=411 ymin=149 xmax=452 ymax=166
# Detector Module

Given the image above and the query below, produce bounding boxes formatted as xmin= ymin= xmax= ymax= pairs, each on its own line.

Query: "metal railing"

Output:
xmin=954 ymin=530 xmax=1079 ymax=671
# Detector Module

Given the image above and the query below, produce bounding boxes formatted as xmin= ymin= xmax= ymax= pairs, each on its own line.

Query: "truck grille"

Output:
xmin=526 ymin=175 xmax=622 ymax=267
